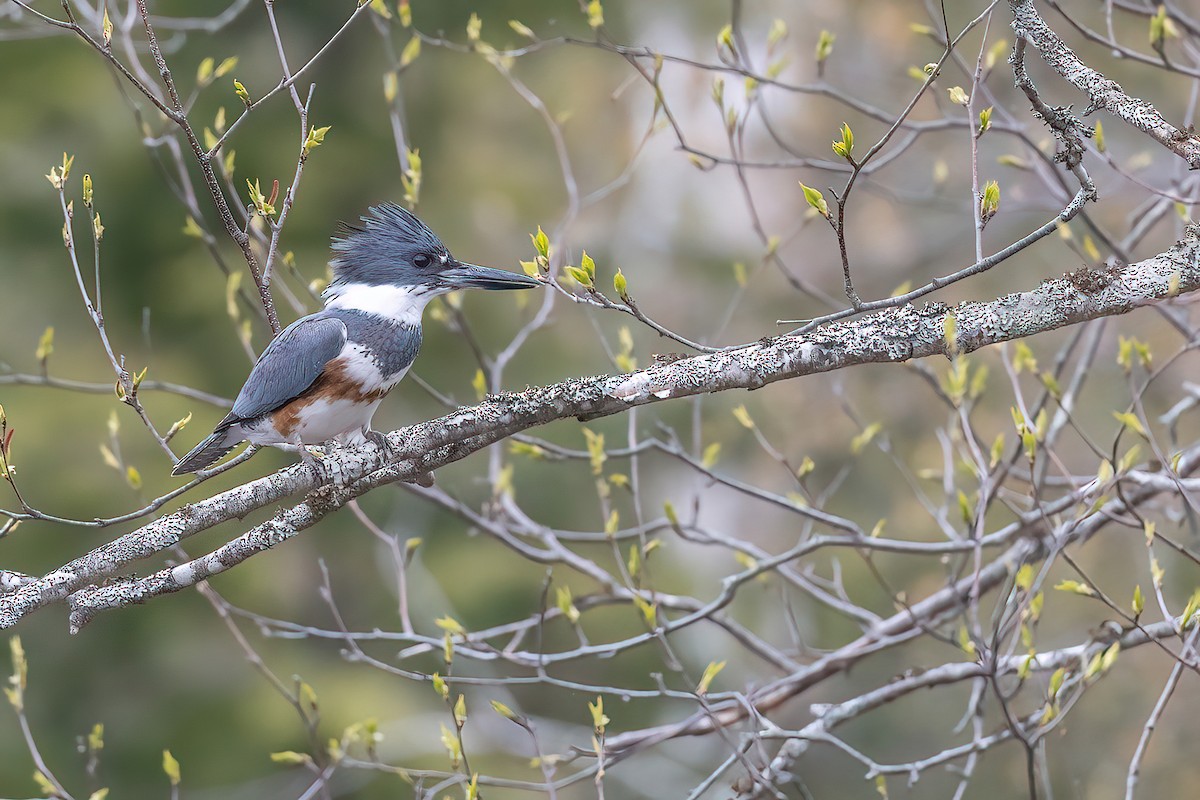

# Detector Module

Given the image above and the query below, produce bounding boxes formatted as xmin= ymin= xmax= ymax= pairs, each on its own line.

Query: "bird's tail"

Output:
xmin=172 ymin=429 xmax=240 ymax=476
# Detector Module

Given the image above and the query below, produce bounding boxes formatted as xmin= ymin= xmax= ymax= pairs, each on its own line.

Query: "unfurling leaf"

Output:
xmin=35 ymin=327 xmax=54 ymax=363
xmin=580 ymin=250 xmax=596 ymax=282
xmin=530 ymin=226 xmax=550 ymax=258
xmin=799 ymin=182 xmax=830 ymax=218
xmin=1150 ymin=5 xmax=1180 ymax=49
xmin=850 ymin=421 xmax=882 ymax=455
xmin=555 ymin=586 xmax=581 ymax=623
xmin=439 ymin=723 xmax=461 ymax=767
xmin=985 ymin=39 xmax=1009 ymax=71
xmin=583 ymin=428 xmax=606 ymax=475
xmin=270 ymin=751 xmax=312 ymax=766
xmin=979 ymin=180 xmax=1000 ymax=223
xmin=1011 ymin=343 xmax=1036 ymax=375
xmin=303 ymin=125 xmax=331 ymax=156
xmin=233 ymin=78 xmax=251 ymax=106
xmin=814 ymin=29 xmax=835 ymax=64
xmin=101 ymin=5 xmax=113 ymax=46
xmin=453 ymin=693 xmax=467 ymax=726
xmin=613 ymin=267 xmax=629 ymax=300
xmin=586 ymin=0 xmax=603 ymax=29
xmin=716 ymin=23 xmax=734 ymax=53
xmin=978 ymin=106 xmax=992 ymax=134
xmin=491 ymin=699 xmax=517 ymax=720
xmin=214 ymin=57 xmax=238 ymax=79
xmin=696 ymin=660 xmax=726 ymax=695
xmin=197 ymin=57 xmax=215 ymax=85
xmin=5 ymin=636 xmax=27 ymax=711
xmin=1048 ymin=666 xmax=1066 ymax=698
xmin=508 ymin=20 xmax=535 ymax=39
xmin=400 ymin=35 xmax=421 ymax=67
xmin=32 ymin=772 xmax=55 ymax=796
xmin=246 ymin=178 xmax=276 ymax=216
xmin=162 ymin=750 xmax=181 ymax=786
xmin=564 ymin=266 xmax=591 ymax=288
xmin=831 ymin=122 xmax=854 ymax=160
xmin=165 ymin=412 xmax=192 ymax=442
xmin=1015 ymin=563 xmax=1035 ymax=592
xmin=588 ymin=696 xmax=610 ymax=733
xmin=1054 ymin=579 xmax=1095 ymax=597
xmin=1112 ymin=411 xmax=1147 ymax=438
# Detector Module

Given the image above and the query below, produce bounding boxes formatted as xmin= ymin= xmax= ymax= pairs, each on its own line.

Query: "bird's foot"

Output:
xmin=299 ymin=446 xmax=347 ymax=487
xmin=408 ymin=471 xmax=435 ymax=488
xmin=357 ymin=430 xmax=430 ymax=485
xmin=364 ymin=429 xmax=395 ymax=460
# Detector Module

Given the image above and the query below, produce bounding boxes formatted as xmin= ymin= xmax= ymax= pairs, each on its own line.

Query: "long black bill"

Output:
xmin=440 ymin=260 xmax=541 ymax=291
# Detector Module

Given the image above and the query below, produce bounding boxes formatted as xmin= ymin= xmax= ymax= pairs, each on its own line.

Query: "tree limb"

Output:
xmin=1010 ymin=0 xmax=1200 ymax=169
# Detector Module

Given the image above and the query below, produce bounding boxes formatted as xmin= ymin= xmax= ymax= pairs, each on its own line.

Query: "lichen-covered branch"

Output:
xmin=1009 ymin=0 xmax=1200 ymax=169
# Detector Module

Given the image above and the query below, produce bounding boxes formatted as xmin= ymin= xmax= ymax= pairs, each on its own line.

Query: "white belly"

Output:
xmin=240 ymin=396 xmax=383 ymax=446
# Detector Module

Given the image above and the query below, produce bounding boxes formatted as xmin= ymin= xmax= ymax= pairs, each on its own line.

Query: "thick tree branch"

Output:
xmin=1010 ymin=0 xmax=1200 ymax=169
xmin=2 ymin=226 xmax=1199 ymax=630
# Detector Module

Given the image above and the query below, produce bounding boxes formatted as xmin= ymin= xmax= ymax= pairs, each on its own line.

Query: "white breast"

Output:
xmin=324 ymin=283 xmax=434 ymax=327
xmin=337 ymin=342 xmax=386 ymax=391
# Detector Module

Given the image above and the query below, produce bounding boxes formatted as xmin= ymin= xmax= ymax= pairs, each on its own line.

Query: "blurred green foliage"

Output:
xmin=3 ymin=1 xmax=1200 ymax=798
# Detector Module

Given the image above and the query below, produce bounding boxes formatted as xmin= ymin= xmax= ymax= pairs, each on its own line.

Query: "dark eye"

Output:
xmin=413 ymin=254 xmax=432 ymax=269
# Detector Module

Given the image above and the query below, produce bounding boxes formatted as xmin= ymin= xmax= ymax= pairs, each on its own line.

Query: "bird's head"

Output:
xmin=326 ymin=204 xmax=541 ymax=300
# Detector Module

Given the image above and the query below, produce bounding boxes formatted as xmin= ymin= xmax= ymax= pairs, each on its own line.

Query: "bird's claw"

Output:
xmin=300 ymin=446 xmax=347 ymax=487
xmin=310 ymin=457 xmax=347 ymax=487
xmin=364 ymin=429 xmax=394 ymax=460
xmin=363 ymin=430 xmax=431 ymax=485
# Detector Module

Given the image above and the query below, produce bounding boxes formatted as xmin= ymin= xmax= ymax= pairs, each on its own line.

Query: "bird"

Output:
xmin=172 ymin=203 xmax=541 ymax=477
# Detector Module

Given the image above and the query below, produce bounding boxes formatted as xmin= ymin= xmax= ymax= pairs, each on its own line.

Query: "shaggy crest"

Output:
xmin=328 ymin=203 xmax=450 ymax=289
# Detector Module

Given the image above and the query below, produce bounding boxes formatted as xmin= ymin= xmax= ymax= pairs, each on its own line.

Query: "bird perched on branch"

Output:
xmin=172 ymin=203 xmax=541 ymax=477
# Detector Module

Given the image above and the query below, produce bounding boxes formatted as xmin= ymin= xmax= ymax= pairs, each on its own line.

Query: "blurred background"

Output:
xmin=3 ymin=0 xmax=1200 ymax=797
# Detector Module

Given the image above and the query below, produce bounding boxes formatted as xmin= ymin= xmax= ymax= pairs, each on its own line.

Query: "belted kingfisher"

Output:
xmin=172 ymin=203 xmax=540 ymax=476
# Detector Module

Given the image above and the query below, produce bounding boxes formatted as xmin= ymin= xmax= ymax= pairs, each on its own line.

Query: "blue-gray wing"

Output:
xmin=228 ymin=315 xmax=348 ymax=423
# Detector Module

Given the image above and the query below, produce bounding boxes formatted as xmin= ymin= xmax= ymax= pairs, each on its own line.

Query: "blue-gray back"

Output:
xmin=228 ymin=315 xmax=347 ymax=423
